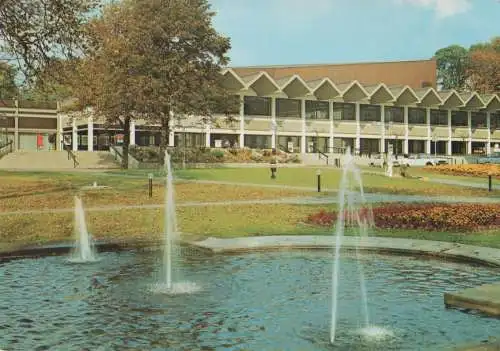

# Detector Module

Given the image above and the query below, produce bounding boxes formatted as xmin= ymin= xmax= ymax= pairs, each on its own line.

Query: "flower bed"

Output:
xmin=306 ymin=203 xmax=500 ymax=232
xmin=424 ymin=164 xmax=500 ymax=178
xmin=129 ymin=146 xmax=300 ymax=164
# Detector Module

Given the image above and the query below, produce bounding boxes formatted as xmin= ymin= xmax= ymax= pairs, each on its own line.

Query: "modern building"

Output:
xmin=2 ymin=58 xmax=500 ymax=155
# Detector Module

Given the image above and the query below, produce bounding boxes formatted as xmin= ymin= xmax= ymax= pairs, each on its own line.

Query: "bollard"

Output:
xmin=316 ymin=169 xmax=321 ymax=193
xmin=488 ymin=175 xmax=492 ymax=192
xmin=148 ymin=173 xmax=153 ymax=198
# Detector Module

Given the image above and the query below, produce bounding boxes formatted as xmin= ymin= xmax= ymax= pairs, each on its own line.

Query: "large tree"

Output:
xmin=68 ymin=0 xmax=237 ymax=168
xmin=434 ymin=45 xmax=469 ymax=90
xmin=0 ymin=0 xmax=100 ymax=82
xmin=467 ymin=37 xmax=500 ymax=93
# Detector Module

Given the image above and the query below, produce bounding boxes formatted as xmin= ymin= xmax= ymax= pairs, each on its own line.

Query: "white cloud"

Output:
xmin=395 ymin=0 xmax=472 ymax=18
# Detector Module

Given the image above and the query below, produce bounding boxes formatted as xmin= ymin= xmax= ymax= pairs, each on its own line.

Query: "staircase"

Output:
xmin=0 ymin=150 xmax=120 ymax=170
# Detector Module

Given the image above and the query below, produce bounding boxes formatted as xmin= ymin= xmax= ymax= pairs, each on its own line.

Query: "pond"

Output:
xmin=0 ymin=249 xmax=498 ymax=350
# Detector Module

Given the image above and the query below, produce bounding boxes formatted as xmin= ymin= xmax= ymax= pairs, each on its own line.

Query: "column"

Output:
xmin=169 ymin=117 xmax=175 ymax=147
xmin=57 ymin=114 xmax=63 ymax=151
xmin=403 ymin=106 xmax=409 ymax=154
xmin=72 ymin=118 xmax=78 ymax=152
xmin=425 ymin=108 xmax=431 ymax=154
xmin=239 ymin=94 xmax=245 ymax=148
xmin=355 ymin=103 xmax=361 ymax=154
xmin=271 ymin=97 xmax=277 ymax=150
xmin=486 ymin=112 xmax=492 ymax=155
xmin=130 ymin=119 xmax=136 ymax=146
xmin=301 ymin=99 xmax=306 ymax=154
xmin=447 ymin=109 xmax=452 ymax=156
xmin=380 ymin=104 xmax=385 ymax=153
xmin=87 ymin=116 xmax=93 ymax=151
xmin=14 ymin=99 xmax=19 ymax=150
xmin=466 ymin=111 xmax=472 ymax=155
xmin=328 ymin=100 xmax=334 ymax=152
xmin=204 ymin=121 xmax=210 ymax=148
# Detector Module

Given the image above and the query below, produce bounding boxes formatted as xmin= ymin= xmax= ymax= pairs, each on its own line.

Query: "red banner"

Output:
xmin=37 ymin=134 xmax=44 ymax=148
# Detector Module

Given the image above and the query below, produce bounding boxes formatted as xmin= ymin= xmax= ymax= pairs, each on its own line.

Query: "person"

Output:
xmin=270 ymin=148 xmax=277 ymax=179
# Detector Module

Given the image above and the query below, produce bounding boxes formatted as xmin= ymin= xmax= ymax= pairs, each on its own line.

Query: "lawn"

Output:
xmin=0 ymin=170 xmax=499 ymax=251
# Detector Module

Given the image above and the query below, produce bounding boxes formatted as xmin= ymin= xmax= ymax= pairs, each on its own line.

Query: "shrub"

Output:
xmin=425 ymin=164 xmax=500 ymax=178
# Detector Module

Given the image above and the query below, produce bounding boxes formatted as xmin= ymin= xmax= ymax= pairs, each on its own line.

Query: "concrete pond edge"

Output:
xmin=1 ymin=235 xmax=500 ymax=268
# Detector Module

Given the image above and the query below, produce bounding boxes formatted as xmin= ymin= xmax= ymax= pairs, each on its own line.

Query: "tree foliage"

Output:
xmin=0 ymin=0 xmax=100 ymax=82
xmin=435 ymin=37 xmax=500 ymax=93
xmin=467 ymin=37 xmax=500 ymax=93
xmin=65 ymin=0 xmax=237 ymax=168
xmin=0 ymin=61 xmax=18 ymax=99
xmin=434 ymin=45 xmax=469 ymax=90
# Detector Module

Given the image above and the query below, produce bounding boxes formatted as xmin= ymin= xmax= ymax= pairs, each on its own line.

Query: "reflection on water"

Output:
xmin=0 ymin=250 xmax=498 ymax=351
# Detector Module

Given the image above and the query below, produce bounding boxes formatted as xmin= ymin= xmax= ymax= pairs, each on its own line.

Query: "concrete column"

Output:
xmin=467 ymin=111 xmax=472 ymax=155
xmin=14 ymin=99 xmax=19 ymax=150
xmin=239 ymin=94 xmax=245 ymax=148
xmin=486 ymin=112 xmax=492 ymax=155
xmin=130 ymin=119 xmax=136 ymax=145
xmin=355 ymin=103 xmax=361 ymax=154
xmin=403 ymin=106 xmax=409 ymax=154
xmin=380 ymin=104 xmax=385 ymax=153
xmin=72 ymin=118 xmax=78 ymax=152
xmin=271 ymin=97 xmax=277 ymax=150
xmin=57 ymin=114 xmax=63 ymax=151
xmin=204 ymin=121 xmax=210 ymax=148
xmin=328 ymin=100 xmax=334 ymax=152
xmin=87 ymin=116 xmax=93 ymax=151
xmin=301 ymin=99 xmax=306 ymax=154
xmin=447 ymin=109 xmax=452 ymax=156
xmin=169 ymin=118 xmax=175 ymax=147
xmin=425 ymin=108 xmax=431 ymax=154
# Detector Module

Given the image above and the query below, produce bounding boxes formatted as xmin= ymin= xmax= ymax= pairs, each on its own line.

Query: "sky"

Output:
xmin=210 ymin=0 xmax=500 ymax=67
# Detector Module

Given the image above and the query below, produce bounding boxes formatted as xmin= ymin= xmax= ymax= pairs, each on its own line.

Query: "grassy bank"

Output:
xmin=0 ymin=170 xmax=499 ymax=251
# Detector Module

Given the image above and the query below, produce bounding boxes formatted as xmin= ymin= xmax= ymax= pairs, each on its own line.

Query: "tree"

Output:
xmin=0 ymin=0 xmax=100 ymax=82
xmin=105 ymin=0 xmax=237 ymax=159
xmin=467 ymin=37 xmax=500 ymax=93
xmin=434 ymin=45 xmax=469 ymax=90
xmin=0 ymin=61 xmax=18 ymax=99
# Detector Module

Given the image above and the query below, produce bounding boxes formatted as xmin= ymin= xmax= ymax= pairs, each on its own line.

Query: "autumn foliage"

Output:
xmin=424 ymin=164 xmax=500 ymax=178
xmin=467 ymin=38 xmax=500 ymax=93
xmin=306 ymin=203 xmax=500 ymax=232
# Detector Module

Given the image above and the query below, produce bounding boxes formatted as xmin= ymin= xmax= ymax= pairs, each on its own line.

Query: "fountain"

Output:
xmin=68 ymin=196 xmax=98 ymax=263
xmin=150 ymin=150 xmax=200 ymax=294
xmin=330 ymin=147 xmax=392 ymax=344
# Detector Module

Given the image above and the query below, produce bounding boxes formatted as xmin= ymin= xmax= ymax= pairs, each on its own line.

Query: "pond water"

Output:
xmin=0 ymin=249 xmax=498 ymax=351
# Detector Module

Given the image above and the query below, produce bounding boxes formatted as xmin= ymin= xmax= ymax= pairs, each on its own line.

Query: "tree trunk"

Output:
xmin=159 ymin=107 xmax=170 ymax=165
xmin=121 ymin=115 xmax=131 ymax=169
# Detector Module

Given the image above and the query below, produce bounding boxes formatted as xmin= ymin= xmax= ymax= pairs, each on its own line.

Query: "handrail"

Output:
xmin=63 ymin=144 xmax=79 ymax=168
xmin=277 ymin=143 xmax=292 ymax=154
xmin=0 ymin=140 xmax=13 ymax=157
xmin=314 ymin=147 xmax=329 ymax=165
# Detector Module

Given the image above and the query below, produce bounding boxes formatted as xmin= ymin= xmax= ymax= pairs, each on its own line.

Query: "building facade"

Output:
xmin=3 ymin=59 xmax=500 ymax=155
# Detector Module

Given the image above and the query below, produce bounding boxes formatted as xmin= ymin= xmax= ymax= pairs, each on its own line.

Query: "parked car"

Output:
xmin=478 ymin=152 xmax=500 ymax=164
xmin=403 ymin=154 xmax=449 ymax=167
xmin=369 ymin=154 xmax=400 ymax=168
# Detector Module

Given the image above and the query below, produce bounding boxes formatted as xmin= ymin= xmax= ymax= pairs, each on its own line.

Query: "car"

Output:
xmin=403 ymin=154 xmax=449 ymax=167
xmin=478 ymin=152 xmax=500 ymax=164
xmin=369 ymin=154 xmax=400 ymax=168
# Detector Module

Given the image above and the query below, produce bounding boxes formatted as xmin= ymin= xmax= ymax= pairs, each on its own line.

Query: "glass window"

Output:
xmin=244 ymin=135 xmax=271 ymax=149
xmin=306 ymin=100 xmax=329 ymax=120
xmin=490 ymin=112 xmax=500 ymax=130
xmin=244 ymin=96 xmax=271 ymax=116
xmin=276 ymin=98 xmax=300 ymax=118
xmin=385 ymin=106 xmax=404 ymax=123
xmin=408 ymin=108 xmax=426 ymax=124
xmin=332 ymin=103 xmax=355 ymax=121
xmin=430 ymin=109 xmax=448 ymax=126
xmin=359 ymin=104 xmax=381 ymax=122
xmin=451 ymin=111 xmax=468 ymax=126
xmin=471 ymin=112 xmax=487 ymax=128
